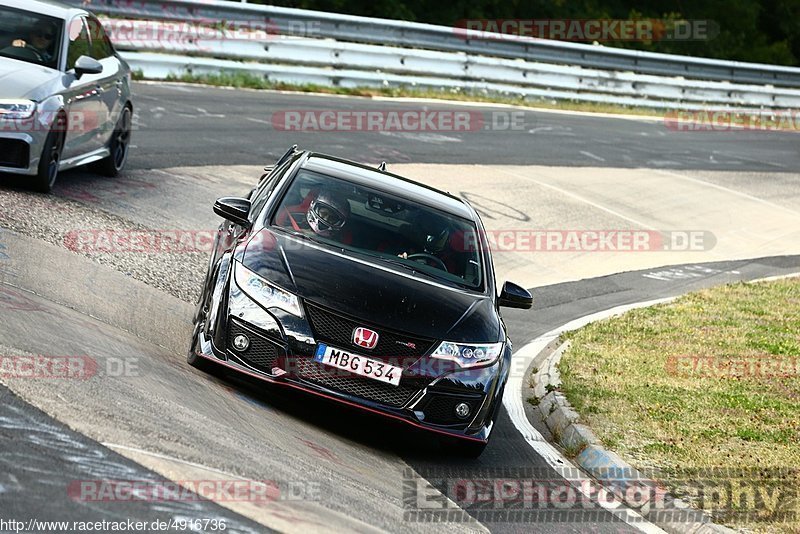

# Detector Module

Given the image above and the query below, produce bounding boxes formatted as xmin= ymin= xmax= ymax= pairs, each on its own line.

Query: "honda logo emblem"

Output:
xmin=352 ymin=327 xmax=379 ymax=350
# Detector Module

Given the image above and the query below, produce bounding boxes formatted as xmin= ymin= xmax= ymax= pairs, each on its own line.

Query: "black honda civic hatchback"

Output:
xmin=189 ymin=147 xmax=533 ymax=457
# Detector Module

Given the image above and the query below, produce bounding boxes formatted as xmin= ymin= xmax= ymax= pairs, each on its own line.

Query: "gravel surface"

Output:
xmin=0 ymin=181 xmax=206 ymax=303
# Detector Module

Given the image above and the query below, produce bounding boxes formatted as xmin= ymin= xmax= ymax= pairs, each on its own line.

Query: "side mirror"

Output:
xmin=73 ymin=55 xmax=103 ymax=78
xmin=214 ymin=197 xmax=251 ymax=228
xmin=498 ymin=281 xmax=533 ymax=309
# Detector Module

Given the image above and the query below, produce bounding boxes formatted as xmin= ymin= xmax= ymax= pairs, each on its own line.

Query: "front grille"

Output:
xmin=0 ymin=139 xmax=29 ymax=168
xmin=421 ymin=394 xmax=482 ymax=425
xmin=294 ymin=357 xmax=419 ymax=407
xmin=228 ymin=318 xmax=280 ymax=372
xmin=305 ymin=302 xmax=435 ymax=362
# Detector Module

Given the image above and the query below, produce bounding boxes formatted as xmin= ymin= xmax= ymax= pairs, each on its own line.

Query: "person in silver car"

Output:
xmin=9 ymin=20 xmax=58 ymax=65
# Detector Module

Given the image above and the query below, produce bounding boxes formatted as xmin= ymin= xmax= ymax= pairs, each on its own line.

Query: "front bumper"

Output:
xmin=195 ymin=339 xmax=491 ymax=443
xmin=0 ymin=116 xmax=49 ymax=175
xmin=195 ymin=314 xmax=504 ymax=444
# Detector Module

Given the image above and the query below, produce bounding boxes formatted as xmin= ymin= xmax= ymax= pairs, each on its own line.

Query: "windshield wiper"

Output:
xmin=374 ymin=256 xmax=454 ymax=284
xmin=278 ymin=228 xmax=353 ymax=253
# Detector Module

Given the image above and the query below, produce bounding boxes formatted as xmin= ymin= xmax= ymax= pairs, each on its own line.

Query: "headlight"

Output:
xmin=0 ymin=100 xmax=36 ymax=120
xmin=431 ymin=341 xmax=503 ymax=368
xmin=233 ymin=261 xmax=303 ymax=317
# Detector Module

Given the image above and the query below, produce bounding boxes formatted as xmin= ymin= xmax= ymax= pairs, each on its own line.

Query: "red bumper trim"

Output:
xmin=196 ymin=351 xmax=487 ymax=443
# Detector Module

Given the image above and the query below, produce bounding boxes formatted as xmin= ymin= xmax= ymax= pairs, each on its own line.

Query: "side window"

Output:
xmin=250 ymin=162 xmax=291 ymax=219
xmin=86 ymin=17 xmax=113 ymax=59
xmin=66 ymin=16 xmax=90 ymax=70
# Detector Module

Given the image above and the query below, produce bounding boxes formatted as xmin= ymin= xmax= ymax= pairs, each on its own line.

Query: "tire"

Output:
xmin=32 ymin=116 xmax=65 ymax=193
xmin=444 ymin=385 xmax=503 ymax=458
xmin=187 ymin=320 xmax=220 ymax=375
xmin=95 ymin=106 xmax=132 ymax=177
xmin=193 ymin=263 xmax=217 ymax=323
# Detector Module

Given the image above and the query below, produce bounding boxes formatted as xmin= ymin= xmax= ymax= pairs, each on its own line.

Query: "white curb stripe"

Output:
xmin=504 ymin=298 xmax=675 ymax=534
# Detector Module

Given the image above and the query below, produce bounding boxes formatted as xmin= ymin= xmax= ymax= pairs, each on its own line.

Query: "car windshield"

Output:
xmin=272 ymin=169 xmax=484 ymax=290
xmin=0 ymin=7 xmax=63 ymax=69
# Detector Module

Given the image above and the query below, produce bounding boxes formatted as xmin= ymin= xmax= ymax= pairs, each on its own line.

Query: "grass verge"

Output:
xmin=560 ymin=278 xmax=800 ymax=532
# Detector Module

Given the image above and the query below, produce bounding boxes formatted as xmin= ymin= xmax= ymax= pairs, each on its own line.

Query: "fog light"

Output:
xmin=455 ymin=402 xmax=471 ymax=418
xmin=233 ymin=334 xmax=250 ymax=351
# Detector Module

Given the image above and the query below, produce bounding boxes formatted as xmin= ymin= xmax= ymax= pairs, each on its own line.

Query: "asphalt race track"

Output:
xmin=0 ymin=82 xmax=799 ymax=533
xmin=127 ymin=83 xmax=800 ymax=171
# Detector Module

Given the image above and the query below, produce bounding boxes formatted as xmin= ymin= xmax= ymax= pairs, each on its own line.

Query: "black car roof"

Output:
xmin=302 ymin=153 xmax=475 ymax=221
xmin=3 ymin=0 xmax=85 ymax=20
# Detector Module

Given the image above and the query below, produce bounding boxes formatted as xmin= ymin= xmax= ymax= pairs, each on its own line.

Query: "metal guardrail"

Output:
xmin=66 ymin=0 xmax=800 ymax=89
xmin=123 ymin=51 xmax=800 ymax=111
xmin=110 ymin=24 xmax=800 ymax=110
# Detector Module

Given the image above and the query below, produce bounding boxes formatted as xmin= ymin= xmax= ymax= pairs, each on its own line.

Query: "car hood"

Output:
xmin=242 ymin=229 xmax=501 ymax=342
xmin=0 ymin=57 xmax=62 ymax=100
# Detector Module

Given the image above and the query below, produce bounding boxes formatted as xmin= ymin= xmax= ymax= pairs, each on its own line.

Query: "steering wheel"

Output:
xmin=407 ymin=253 xmax=448 ymax=272
xmin=2 ymin=44 xmax=43 ymax=63
xmin=23 ymin=44 xmax=44 ymax=62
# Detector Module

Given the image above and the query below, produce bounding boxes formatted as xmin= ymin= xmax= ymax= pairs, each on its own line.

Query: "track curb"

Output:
xmin=528 ymin=326 xmax=739 ymax=533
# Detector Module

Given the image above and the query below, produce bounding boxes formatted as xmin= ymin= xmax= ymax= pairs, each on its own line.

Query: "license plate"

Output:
xmin=313 ymin=343 xmax=402 ymax=386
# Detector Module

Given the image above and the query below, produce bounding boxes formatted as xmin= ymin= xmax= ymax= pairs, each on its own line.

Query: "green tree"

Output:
xmin=249 ymin=0 xmax=800 ymax=66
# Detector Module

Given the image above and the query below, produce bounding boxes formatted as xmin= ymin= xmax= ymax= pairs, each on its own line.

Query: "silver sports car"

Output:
xmin=0 ymin=0 xmax=133 ymax=192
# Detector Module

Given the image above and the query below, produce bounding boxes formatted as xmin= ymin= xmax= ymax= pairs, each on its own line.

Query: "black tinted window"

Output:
xmin=0 ymin=6 xmax=62 ymax=69
xmin=251 ymin=160 xmax=294 ymax=219
xmin=272 ymin=170 xmax=484 ymax=290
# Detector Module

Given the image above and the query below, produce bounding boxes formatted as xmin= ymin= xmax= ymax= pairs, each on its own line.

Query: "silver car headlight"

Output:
xmin=431 ymin=341 xmax=503 ymax=368
xmin=233 ymin=261 xmax=303 ymax=317
xmin=0 ymin=100 xmax=36 ymax=120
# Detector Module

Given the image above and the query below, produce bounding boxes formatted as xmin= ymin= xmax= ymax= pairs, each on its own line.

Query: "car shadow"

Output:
xmin=0 ymin=167 xmax=103 ymax=193
xmin=208 ymin=364 xmax=458 ymax=459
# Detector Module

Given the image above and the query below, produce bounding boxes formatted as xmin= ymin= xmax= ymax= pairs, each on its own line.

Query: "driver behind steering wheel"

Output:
xmin=398 ymin=211 xmax=453 ymax=271
xmin=12 ymin=20 xmax=57 ymax=64
xmin=306 ymin=189 xmax=353 ymax=245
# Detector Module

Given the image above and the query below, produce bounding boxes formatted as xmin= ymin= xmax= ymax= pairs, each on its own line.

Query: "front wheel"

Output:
xmin=95 ymin=106 xmax=132 ymax=177
xmin=187 ymin=321 xmax=220 ymax=375
xmin=32 ymin=117 xmax=65 ymax=193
